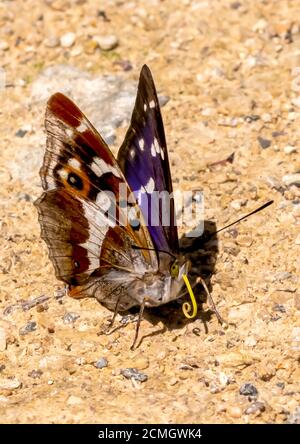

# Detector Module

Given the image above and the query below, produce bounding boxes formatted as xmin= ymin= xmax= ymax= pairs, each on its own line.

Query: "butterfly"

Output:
xmin=35 ymin=65 xmax=220 ymax=348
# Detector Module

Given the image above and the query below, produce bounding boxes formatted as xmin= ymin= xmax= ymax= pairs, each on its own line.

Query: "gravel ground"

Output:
xmin=0 ymin=0 xmax=300 ymax=424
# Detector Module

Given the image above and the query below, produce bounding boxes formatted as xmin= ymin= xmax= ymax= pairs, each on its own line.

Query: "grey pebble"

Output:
xmin=19 ymin=321 xmax=37 ymax=336
xmin=239 ymin=383 xmax=258 ymax=396
xmin=28 ymin=369 xmax=43 ymax=379
xmin=258 ymin=136 xmax=271 ymax=149
xmin=15 ymin=129 xmax=28 ymax=138
xmin=94 ymin=358 xmax=108 ymax=369
xmin=273 ymin=303 xmax=286 ymax=313
xmin=63 ymin=312 xmax=80 ymax=324
xmin=121 ymin=368 xmax=148 ymax=383
xmin=282 ymin=173 xmax=300 ymax=187
xmin=264 ymin=175 xmax=284 ymax=192
xmin=244 ymin=401 xmax=266 ymax=415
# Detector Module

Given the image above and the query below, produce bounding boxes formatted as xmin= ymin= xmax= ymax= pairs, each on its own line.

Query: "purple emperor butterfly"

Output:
xmin=35 ymin=65 xmax=212 ymax=348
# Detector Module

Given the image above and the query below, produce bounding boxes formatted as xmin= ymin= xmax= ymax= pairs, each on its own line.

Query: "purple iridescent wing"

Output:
xmin=117 ymin=65 xmax=179 ymax=254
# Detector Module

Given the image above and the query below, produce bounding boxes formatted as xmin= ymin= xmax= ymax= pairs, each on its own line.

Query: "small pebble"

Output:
xmin=60 ymin=32 xmax=76 ymax=48
xmin=0 ymin=365 xmax=5 ymax=372
xmin=244 ymin=401 xmax=266 ymax=415
xmin=282 ymin=173 xmax=300 ymax=187
xmin=253 ymin=18 xmax=268 ymax=32
xmin=295 ymin=234 xmax=300 ymax=246
xmin=63 ymin=312 xmax=80 ymax=324
xmin=273 ymin=303 xmax=286 ymax=313
xmin=28 ymin=369 xmax=43 ymax=379
xmin=258 ymin=136 xmax=271 ymax=149
xmin=227 ymin=406 xmax=242 ymax=418
xmin=230 ymin=199 xmax=244 ymax=210
xmin=261 ymin=113 xmax=272 ymax=123
xmin=265 ymin=175 xmax=283 ymax=191
xmin=244 ymin=337 xmax=257 ymax=347
xmin=0 ymin=40 xmax=9 ymax=51
xmin=284 ymin=145 xmax=297 ymax=154
xmin=19 ymin=321 xmax=37 ymax=336
xmin=44 ymin=36 xmax=59 ymax=48
xmin=169 ymin=377 xmax=178 ymax=386
xmin=230 ymin=1 xmax=241 ymax=9
xmin=95 ymin=35 xmax=119 ymax=51
xmin=15 ymin=129 xmax=28 ymax=138
xmin=244 ymin=114 xmax=260 ymax=123
xmin=114 ymin=59 xmax=133 ymax=71
xmin=0 ymin=378 xmax=22 ymax=390
xmin=121 ymin=368 xmax=148 ymax=383
xmin=94 ymin=358 xmax=108 ymax=369
xmin=239 ymin=383 xmax=258 ymax=396
xmin=272 ymin=130 xmax=285 ymax=137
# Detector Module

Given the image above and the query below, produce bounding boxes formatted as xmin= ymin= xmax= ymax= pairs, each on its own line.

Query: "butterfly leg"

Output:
xmin=130 ymin=298 xmax=146 ymax=350
xmin=197 ymin=276 xmax=227 ymax=326
xmin=99 ymin=296 xmax=122 ymax=336
xmin=107 ymin=296 xmax=121 ymax=330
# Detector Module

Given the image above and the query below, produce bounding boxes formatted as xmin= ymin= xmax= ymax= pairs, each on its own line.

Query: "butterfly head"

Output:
xmin=137 ymin=253 xmax=189 ymax=308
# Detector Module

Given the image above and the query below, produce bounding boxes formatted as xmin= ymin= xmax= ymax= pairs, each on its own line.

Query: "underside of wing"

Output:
xmin=35 ymin=93 xmax=157 ymax=297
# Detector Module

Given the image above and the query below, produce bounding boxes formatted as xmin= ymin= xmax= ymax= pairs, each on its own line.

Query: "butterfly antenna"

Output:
xmin=213 ymin=200 xmax=273 ymax=237
xmin=198 ymin=200 xmax=273 ymax=245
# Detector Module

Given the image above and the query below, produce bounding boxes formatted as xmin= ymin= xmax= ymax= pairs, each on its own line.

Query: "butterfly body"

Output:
xmin=35 ymin=65 xmax=190 ymax=320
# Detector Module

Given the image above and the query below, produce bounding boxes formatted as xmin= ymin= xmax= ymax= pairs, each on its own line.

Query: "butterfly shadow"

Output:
xmin=128 ymin=220 xmax=220 ymax=347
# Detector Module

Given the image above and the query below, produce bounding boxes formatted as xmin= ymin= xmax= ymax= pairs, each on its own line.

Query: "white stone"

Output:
xmin=0 ymin=40 xmax=9 ymax=51
xmin=60 ymin=32 xmax=76 ymax=48
xmin=261 ymin=113 xmax=272 ymax=123
xmin=253 ymin=19 xmax=268 ymax=32
xmin=244 ymin=336 xmax=257 ymax=347
xmin=282 ymin=173 xmax=300 ymax=187
xmin=284 ymin=145 xmax=297 ymax=154
xmin=0 ymin=378 xmax=22 ymax=390
xmin=95 ymin=35 xmax=119 ymax=51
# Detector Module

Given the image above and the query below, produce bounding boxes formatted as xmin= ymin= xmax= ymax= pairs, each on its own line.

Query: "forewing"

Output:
xmin=118 ymin=65 xmax=179 ymax=254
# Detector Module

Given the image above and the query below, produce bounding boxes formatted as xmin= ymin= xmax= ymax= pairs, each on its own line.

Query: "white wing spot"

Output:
xmin=149 ymin=100 xmax=155 ymax=108
xmin=160 ymin=148 xmax=165 ymax=160
xmin=69 ymin=175 xmax=77 ymax=184
xmin=90 ymin=158 xmax=121 ymax=178
xmin=154 ymin=137 xmax=160 ymax=154
xmin=144 ymin=177 xmax=155 ymax=193
xmin=130 ymin=148 xmax=135 ymax=159
xmin=151 ymin=143 xmax=156 ymax=157
xmin=144 ymin=103 xmax=147 ymax=112
xmin=68 ymin=158 xmax=81 ymax=170
xmin=79 ymin=200 xmax=113 ymax=271
xmin=138 ymin=138 xmax=145 ymax=151
xmin=58 ymin=169 xmax=68 ymax=180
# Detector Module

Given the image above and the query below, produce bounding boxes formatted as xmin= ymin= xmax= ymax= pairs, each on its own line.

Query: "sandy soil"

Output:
xmin=0 ymin=0 xmax=300 ymax=423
